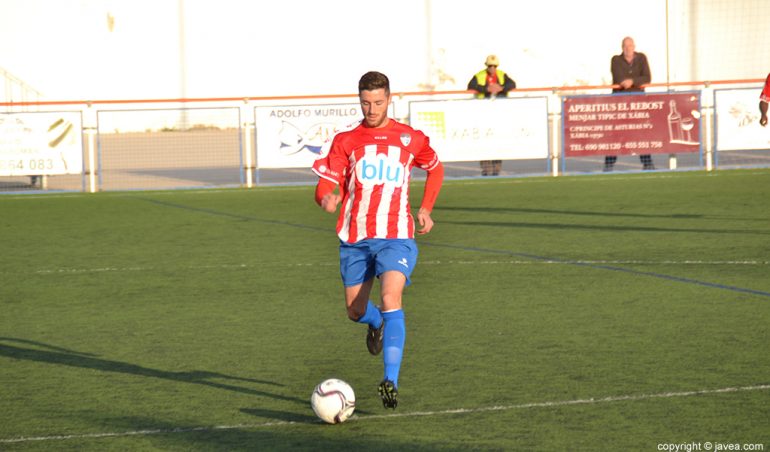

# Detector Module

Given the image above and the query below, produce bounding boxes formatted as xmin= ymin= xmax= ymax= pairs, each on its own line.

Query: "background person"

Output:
xmin=312 ymin=71 xmax=444 ymax=410
xmin=759 ymin=72 xmax=770 ymax=126
xmin=467 ymin=54 xmax=516 ymax=176
xmin=607 ymin=36 xmax=653 ymax=171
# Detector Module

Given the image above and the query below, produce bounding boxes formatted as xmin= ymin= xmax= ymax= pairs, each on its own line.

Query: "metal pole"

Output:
xmin=86 ymin=128 xmax=97 ymax=193
xmin=666 ymin=0 xmax=671 ymax=90
xmin=178 ymin=0 xmax=188 ymax=129
xmin=425 ymin=0 xmax=432 ymax=88
xmin=243 ymin=104 xmax=254 ymax=188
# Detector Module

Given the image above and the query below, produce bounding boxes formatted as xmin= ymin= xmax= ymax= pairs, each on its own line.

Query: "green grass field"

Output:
xmin=1 ymin=170 xmax=769 ymax=451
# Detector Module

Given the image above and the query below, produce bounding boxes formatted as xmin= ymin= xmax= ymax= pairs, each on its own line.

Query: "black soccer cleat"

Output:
xmin=366 ymin=321 xmax=384 ymax=355
xmin=378 ymin=379 xmax=398 ymax=409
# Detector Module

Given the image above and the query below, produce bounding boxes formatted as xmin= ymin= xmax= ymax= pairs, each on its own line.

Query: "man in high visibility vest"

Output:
xmin=467 ymin=55 xmax=516 ymax=176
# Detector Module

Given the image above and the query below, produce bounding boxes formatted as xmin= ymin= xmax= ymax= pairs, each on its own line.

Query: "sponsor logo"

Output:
xmin=400 ymin=133 xmax=412 ymax=147
xmin=355 ymin=153 xmax=406 ymax=187
xmin=415 ymin=112 xmax=446 ymax=139
xmin=278 ymin=121 xmax=337 ymax=155
xmin=397 ymin=258 xmax=409 ymax=268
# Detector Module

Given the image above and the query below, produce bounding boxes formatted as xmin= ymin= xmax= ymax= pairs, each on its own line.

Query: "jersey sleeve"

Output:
xmin=761 ymin=74 xmax=770 ymax=103
xmin=311 ymin=134 xmax=348 ymax=185
xmin=412 ymin=132 xmax=440 ymax=172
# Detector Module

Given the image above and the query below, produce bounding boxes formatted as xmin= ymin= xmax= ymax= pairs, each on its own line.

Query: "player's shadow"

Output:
xmin=436 ymin=206 xmax=768 ymax=235
xmin=0 ymin=337 xmax=305 ymax=405
xmin=239 ymin=408 xmax=320 ymax=424
xmin=240 ymin=405 xmax=374 ymax=423
xmin=436 ymin=205 xmax=707 ymax=219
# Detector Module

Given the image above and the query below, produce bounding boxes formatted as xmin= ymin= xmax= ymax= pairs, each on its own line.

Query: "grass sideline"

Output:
xmin=1 ymin=170 xmax=769 ymax=451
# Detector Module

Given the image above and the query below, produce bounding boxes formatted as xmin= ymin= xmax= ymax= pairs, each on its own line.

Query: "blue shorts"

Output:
xmin=339 ymin=239 xmax=418 ymax=287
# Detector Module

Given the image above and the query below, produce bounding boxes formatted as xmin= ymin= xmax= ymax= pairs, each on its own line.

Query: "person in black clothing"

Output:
xmin=606 ymin=37 xmax=654 ymax=171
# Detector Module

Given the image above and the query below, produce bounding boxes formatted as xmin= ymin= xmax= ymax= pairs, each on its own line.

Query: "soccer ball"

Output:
xmin=311 ymin=378 xmax=356 ymax=424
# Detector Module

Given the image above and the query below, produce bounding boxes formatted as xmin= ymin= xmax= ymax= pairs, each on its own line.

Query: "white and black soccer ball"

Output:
xmin=311 ymin=378 xmax=356 ymax=424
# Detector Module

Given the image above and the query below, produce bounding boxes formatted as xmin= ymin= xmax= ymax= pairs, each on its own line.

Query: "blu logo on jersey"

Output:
xmin=356 ymin=150 xmax=406 ymax=187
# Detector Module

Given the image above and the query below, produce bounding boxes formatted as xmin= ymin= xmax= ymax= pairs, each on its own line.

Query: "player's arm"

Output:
xmin=760 ymin=100 xmax=768 ymax=127
xmin=416 ymin=161 xmax=444 ymax=235
xmin=610 ymin=55 xmax=625 ymax=88
xmin=630 ymin=54 xmax=652 ymax=90
xmin=315 ymin=178 xmax=340 ymax=213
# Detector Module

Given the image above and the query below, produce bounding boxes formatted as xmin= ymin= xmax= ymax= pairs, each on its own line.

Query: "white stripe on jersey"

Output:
xmin=337 ymin=154 xmax=358 ymax=243
xmin=374 ymin=145 xmax=402 ymax=238
xmin=353 ymin=145 xmax=378 ymax=242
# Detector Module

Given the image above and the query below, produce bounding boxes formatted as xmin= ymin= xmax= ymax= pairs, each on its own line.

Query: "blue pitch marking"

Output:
xmin=134 ymin=197 xmax=329 ymax=233
xmin=422 ymin=241 xmax=770 ymax=299
xmin=135 ymin=197 xmax=770 ymax=299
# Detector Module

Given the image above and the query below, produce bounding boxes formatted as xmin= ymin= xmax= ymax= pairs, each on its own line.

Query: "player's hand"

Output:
xmin=321 ymin=193 xmax=341 ymax=213
xmin=761 ymin=115 xmax=768 ymax=127
xmin=416 ymin=208 xmax=434 ymax=235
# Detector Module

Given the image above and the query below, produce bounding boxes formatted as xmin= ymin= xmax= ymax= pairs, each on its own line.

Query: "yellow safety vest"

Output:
xmin=475 ymin=69 xmax=508 ymax=98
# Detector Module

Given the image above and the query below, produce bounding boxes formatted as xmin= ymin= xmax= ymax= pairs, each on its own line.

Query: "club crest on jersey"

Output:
xmin=356 ymin=153 xmax=406 ymax=187
xmin=400 ymin=133 xmax=412 ymax=147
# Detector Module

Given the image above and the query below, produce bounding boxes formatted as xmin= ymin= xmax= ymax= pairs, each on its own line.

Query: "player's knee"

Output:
xmin=346 ymin=304 xmax=365 ymax=321
xmin=380 ymin=292 xmax=402 ymax=311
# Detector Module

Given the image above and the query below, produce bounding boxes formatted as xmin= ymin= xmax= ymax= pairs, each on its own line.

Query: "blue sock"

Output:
xmin=356 ymin=300 xmax=383 ymax=329
xmin=382 ymin=309 xmax=405 ymax=388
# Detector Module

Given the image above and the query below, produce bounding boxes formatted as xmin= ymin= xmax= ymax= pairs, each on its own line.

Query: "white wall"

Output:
xmin=0 ymin=0 xmax=766 ymax=101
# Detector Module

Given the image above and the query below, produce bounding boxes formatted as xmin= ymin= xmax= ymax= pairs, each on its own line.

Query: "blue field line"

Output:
xmin=134 ymin=197 xmax=329 ymax=233
xmin=422 ymin=241 xmax=770 ymax=299
xmin=135 ymin=197 xmax=770 ymax=299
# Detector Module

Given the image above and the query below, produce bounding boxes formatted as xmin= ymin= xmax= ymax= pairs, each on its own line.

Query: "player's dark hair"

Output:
xmin=358 ymin=71 xmax=390 ymax=95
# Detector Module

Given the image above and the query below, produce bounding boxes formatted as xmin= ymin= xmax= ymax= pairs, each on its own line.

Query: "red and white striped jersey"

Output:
xmin=312 ymin=119 xmax=440 ymax=243
xmin=761 ymin=73 xmax=770 ymax=103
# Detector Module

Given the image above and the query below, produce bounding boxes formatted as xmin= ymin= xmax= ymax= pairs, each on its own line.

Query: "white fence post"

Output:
xmin=84 ymin=127 xmax=97 ymax=193
xmin=702 ymin=83 xmax=715 ymax=172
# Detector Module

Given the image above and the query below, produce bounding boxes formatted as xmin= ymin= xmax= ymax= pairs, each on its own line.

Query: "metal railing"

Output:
xmin=0 ymin=78 xmax=767 ymax=193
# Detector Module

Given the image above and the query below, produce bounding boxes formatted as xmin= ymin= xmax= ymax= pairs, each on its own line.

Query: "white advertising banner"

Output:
xmin=255 ymin=103 xmax=366 ymax=169
xmin=714 ymin=88 xmax=770 ymax=151
xmin=408 ymin=97 xmax=549 ymax=162
xmin=0 ymin=112 xmax=83 ymax=176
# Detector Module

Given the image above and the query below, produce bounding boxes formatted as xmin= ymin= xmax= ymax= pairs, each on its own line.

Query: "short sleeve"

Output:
xmin=413 ymin=133 xmax=440 ymax=172
xmin=312 ymin=134 xmax=348 ymax=184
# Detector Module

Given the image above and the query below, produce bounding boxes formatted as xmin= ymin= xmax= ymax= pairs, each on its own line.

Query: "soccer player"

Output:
xmin=759 ymin=72 xmax=770 ymax=127
xmin=312 ymin=71 xmax=444 ymax=409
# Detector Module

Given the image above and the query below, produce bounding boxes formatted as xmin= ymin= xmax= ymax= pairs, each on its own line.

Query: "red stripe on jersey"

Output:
xmin=346 ymin=180 xmax=362 ymax=242
xmin=367 ymin=184 xmax=383 ymax=238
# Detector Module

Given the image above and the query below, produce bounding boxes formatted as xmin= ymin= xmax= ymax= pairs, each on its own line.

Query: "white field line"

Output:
xmin=1 ymin=384 xmax=768 ymax=444
xmin=25 ymin=259 xmax=770 ymax=275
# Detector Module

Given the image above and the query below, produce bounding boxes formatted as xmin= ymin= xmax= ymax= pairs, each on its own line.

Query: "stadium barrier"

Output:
xmin=0 ymin=79 xmax=768 ymax=193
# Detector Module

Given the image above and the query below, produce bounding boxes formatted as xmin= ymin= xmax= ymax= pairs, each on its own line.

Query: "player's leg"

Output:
xmin=345 ymin=279 xmax=384 ymax=355
xmin=344 ymin=278 xmax=375 ymax=321
xmin=339 ymin=240 xmax=383 ymax=354
xmin=378 ymin=271 xmax=406 ymax=408
xmin=373 ymin=239 xmax=418 ymax=408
